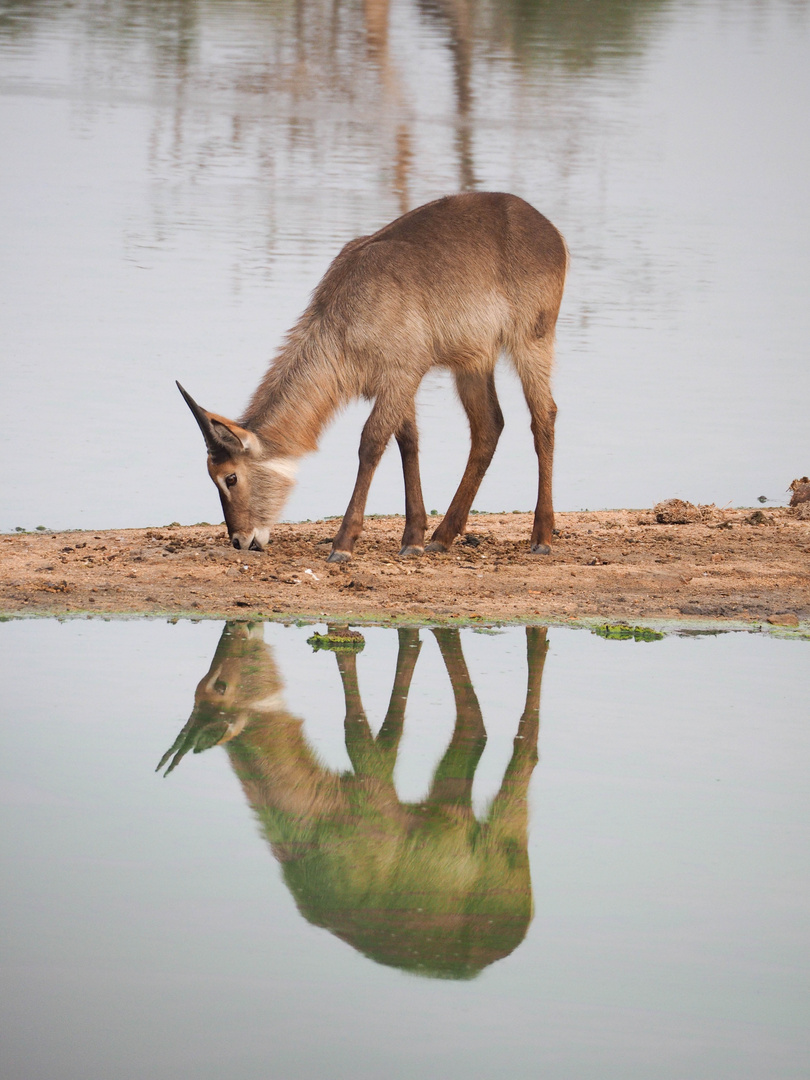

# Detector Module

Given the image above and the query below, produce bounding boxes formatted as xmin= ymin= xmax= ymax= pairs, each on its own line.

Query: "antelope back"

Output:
xmin=311 ymin=191 xmax=567 ymax=378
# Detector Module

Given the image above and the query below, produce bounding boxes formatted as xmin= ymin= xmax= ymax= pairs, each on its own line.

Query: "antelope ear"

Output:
xmin=176 ymin=382 xmax=255 ymax=461
xmin=207 ymin=412 xmax=258 ymax=455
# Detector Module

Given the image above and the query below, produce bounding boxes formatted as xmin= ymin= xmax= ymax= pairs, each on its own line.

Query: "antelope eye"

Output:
xmin=225 ymin=473 xmax=238 ymax=488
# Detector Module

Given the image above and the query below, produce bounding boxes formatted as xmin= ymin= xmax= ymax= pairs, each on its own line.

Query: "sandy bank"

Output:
xmin=2 ymin=508 xmax=808 ymax=633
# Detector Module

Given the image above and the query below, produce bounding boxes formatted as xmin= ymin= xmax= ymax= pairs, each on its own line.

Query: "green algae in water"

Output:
xmin=307 ymin=629 xmax=366 ymax=652
xmin=594 ymin=624 xmax=664 ymax=642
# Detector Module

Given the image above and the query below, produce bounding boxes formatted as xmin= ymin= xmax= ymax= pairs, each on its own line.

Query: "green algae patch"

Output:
xmin=307 ymin=628 xmax=366 ymax=652
xmin=593 ymin=623 xmax=665 ymax=642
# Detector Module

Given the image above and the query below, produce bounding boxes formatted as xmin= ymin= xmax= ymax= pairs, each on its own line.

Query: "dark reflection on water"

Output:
xmin=0 ymin=0 xmax=676 ymax=70
xmin=160 ymin=621 xmax=548 ymax=978
xmin=0 ymin=0 xmax=677 ymax=223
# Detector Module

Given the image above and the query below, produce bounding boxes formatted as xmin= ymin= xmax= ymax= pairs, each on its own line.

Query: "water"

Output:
xmin=4 ymin=9 xmax=808 ymax=1069
xmin=1 ymin=0 xmax=809 ymax=534
xmin=2 ymin=617 xmax=809 ymax=1078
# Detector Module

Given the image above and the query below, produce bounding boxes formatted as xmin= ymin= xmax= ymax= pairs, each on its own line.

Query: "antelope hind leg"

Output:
xmin=528 ymin=395 xmax=556 ymax=554
xmin=512 ymin=340 xmax=557 ymax=554
xmin=396 ymin=413 xmax=427 ymax=556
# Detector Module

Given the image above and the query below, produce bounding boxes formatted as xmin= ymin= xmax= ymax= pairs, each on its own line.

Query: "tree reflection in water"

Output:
xmin=159 ymin=621 xmax=549 ymax=979
xmin=0 ymin=0 xmax=678 ymax=245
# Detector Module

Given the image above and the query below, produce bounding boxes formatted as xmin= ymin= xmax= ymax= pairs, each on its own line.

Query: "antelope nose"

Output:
xmin=231 ymin=536 xmax=241 ymax=550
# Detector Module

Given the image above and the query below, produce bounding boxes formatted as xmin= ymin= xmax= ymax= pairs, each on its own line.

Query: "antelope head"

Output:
xmin=156 ymin=622 xmax=284 ymax=776
xmin=177 ymin=382 xmax=297 ymax=551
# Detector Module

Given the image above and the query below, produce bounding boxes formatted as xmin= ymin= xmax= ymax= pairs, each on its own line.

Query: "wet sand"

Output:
xmin=2 ymin=508 xmax=808 ymax=631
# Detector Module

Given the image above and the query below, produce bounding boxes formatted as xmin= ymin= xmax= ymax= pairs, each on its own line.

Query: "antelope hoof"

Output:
xmin=398 ymin=545 xmax=424 ymax=558
xmin=327 ymin=549 xmax=352 ymax=564
xmin=531 ymin=543 xmax=552 ymax=555
xmin=425 ymin=540 xmax=449 ymax=553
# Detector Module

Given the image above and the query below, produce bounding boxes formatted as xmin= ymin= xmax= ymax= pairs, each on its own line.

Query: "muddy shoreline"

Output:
xmin=2 ymin=508 xmax=808 ymax=634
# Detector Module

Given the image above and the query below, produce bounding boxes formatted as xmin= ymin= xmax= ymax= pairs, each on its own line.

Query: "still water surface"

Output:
xmin=1 ymin=0 xmax=809 ymax=532
xmin=1 ymin=618 xmax=808 ymax=1078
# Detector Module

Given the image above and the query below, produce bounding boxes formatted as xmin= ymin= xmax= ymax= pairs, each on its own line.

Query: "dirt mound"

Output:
xmin=653 ymin=499 xmax=717 ymax=524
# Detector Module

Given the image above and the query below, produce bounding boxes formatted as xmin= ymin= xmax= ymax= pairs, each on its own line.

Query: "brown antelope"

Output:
xmin=159 ymin=621 xmax=548 ymax=978
xmin=178 ymin=191 xmax=567 ymax=560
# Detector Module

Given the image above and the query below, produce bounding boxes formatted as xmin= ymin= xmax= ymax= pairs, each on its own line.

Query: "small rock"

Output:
xmin=766 ymin=613 xmax=799 ymax=627
xmin=746 ymin=510 xmax=773 ymax=525
xmin=711 ymin=552 xmax=723 ymax=562
xmin=789 ymin=478 xmax=810 ymax=506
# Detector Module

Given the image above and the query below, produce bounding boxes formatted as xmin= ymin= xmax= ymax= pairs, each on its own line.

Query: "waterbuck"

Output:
xmin=178 ymin=191 xmax=567 ymax=559
xmin=158 ymin=622 xmax=547 ymax=978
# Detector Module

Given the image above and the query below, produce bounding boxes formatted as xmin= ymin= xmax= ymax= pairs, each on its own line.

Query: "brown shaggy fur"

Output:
xmin=182 ymin=192 xmax=567 ymax=557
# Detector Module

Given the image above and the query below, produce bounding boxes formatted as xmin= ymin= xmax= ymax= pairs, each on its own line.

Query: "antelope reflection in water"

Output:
xmin=159 ymin=623 xmax=548 ymax=979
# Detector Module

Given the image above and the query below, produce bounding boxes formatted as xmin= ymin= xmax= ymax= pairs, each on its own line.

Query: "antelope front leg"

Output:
xmin=427 ymin=629 xmax=487 ymax=808
xmin=328 ymin=396 xmax=402 ymax=563
xmin=333 ymin=647 xmax=378 ymax=777
xmin=374 ymin=628 xmax=422 ymax=784
xmin=427 ymin=369 xmax=503 ymax=553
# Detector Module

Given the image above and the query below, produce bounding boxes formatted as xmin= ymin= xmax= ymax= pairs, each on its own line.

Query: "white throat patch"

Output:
xmin=260 ymin=457 xmax=299 ymax=482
